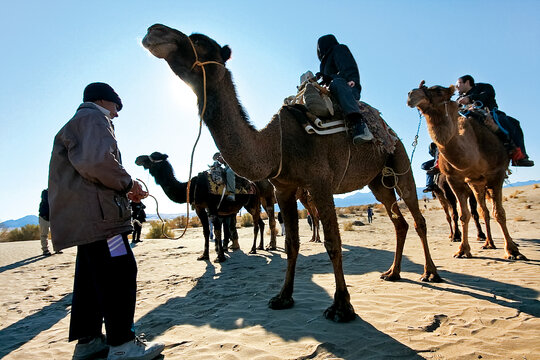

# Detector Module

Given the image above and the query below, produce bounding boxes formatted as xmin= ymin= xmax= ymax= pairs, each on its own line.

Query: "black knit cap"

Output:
xmin=83 ymin=82 xmax=123 ymax=111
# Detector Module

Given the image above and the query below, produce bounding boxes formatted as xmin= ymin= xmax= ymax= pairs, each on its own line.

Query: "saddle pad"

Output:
xmin=205 ymin=171 xmax=255 ymax=196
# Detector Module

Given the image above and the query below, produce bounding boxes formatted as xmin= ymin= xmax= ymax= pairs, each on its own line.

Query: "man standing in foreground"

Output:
xmin=48 ymin=82 xmax=164 ymax=360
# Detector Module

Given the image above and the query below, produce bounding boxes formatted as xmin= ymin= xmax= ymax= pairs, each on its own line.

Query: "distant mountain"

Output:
xmin=0 ymin=215 xmax=39 ymax=229
xmin=504 ymin=179 xmax=540 ymax=188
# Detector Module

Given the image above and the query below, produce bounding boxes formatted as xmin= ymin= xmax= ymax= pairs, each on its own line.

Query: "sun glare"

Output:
xmin=167 ymin=76 xmax=197 ymax=110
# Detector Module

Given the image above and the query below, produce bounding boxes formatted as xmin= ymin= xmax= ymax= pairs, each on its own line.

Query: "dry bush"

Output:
xmin=298 ymin=209 xmax=308 ymax=219
xmin=513 ymin=216 xmax=526 ymax=222
xmin=343 ymin=206 xmax=356 ymax=214
xmin=0 ymin=227 xmax=11 ymax=242
xmin=190 ymin=216 xmax=202 ymax=228
xmin=241 ymin=213 xmax=253 ymax=227
xmin=146 ymin=220 xmax=172 ymax=239
xmin=533 ymin=183 xmax=539 ymax=189
xmin=509 ymin=190 xmax=523 ymax=199
xmin=171 ymin=216 xmax=187 ymax=228
xmin=503 ymin=196 xmax=508 ymax=202
xmin=525 ymin=204 xmax=532 ymax=209
xmin=1 ymin=225 xmax=40 ymax=242
xmin=343 ymin=221 xmax=355 ymax=231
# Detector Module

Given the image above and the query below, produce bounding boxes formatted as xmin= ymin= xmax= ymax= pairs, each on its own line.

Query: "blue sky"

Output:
xmin=1 ymin=0 xmax=539 ymax=221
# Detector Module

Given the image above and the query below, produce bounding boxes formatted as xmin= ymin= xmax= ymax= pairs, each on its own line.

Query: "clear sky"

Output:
xmin=1 ymin=0 xmax=539 ymax=221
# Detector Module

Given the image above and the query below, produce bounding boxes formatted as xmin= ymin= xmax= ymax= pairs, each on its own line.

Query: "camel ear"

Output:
xmin=221 ymin=45 xmax=231 ymax=62
xmin=448 ymin=85 xmax=456 ymax=94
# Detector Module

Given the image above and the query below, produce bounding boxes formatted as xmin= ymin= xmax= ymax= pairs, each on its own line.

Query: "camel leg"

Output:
xmin=256 ymin=217 xmax=265 ymax=250
xmin=436 ymin=189 xmax=459 ymax=241
xmin=265 ymin=201 xmax=278 ymax=250
xmin=196 ymin=208 xmax=211 ymax=261
xmin=446 ymin=179 xmax=473 ymax=258
xmin=268 ymin=186 xmax=299 ymax=311
xmin=313 ymin=214 xmax=321 ymax=242
xmin=469 ymin=195 xmax=487 ymax=241
xmin=488 ymin=187 xmax=527 ymax=260
xmin=312 ymin=186 xmax=356 ymax=322
xmin=212 ymin=216 xmax=226 ymax=263
xmin=468 ymin=184 xmax=496 ymax=250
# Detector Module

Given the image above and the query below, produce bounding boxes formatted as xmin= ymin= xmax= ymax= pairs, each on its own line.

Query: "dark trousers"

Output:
xmin=69 ymin=234 xmax=137 ymax=346
xmin=133 ymin=223 xmax=142 ymax=242
xmin=493 ymin=110 xmax=528 ymax=155
xmin=329 ymin=77 xmax=361 ymax=116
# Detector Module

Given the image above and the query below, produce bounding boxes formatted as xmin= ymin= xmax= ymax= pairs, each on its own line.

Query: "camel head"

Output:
xmin=407 ymin=81 xmax=456 ymax=109
xmin=142 ymin=24 xmax=231 ymax=84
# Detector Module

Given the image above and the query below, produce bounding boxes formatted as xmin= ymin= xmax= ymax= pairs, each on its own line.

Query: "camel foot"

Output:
xmin=477 ymin=233 xmax=487 ymax=241
xmin=323 ymin=302 xmax=356 ymax=322
xmin=257 ymin=245 xmax=264 ymax=250
xmin=506 ymin=252 xmax=528 ymax=260
xmin=197 ymin=254 xmax=209 ymax=261
xmin=230 ymin=245 xmax=240 ymax=250
xmin=266 ymin=245 xmax=277 ymax=251
xmin=380 ymin=272 xmax=401 ymax=281
xmin=268 ymin=295 xmax=294 ymax=310
xmin=249 ymin=248 xmax=257 ymax=254
xmin=482 ymin=243 xmax=497 ymax=249
xmin=453 ymin=250 xmax=473 ymax=258
xmin=451 ymin=238 xmax=461 ymax=243
xmin=420 ymin=272 xmax=443 ymax=283
xmin=213 ymin=255 xmax=226 ymax=263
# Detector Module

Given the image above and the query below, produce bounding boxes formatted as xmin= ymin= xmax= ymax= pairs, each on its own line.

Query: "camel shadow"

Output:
xmin=0 ymin=255 xmax=48 ymax=274
xmin=0 ymin=293 xmax=72 ymax=358
xmin=134 ymin=243 xmax=539 ymax=358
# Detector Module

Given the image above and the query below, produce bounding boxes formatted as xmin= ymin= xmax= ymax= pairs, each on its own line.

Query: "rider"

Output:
xmin=316 ymin=34 xmax=373 ymax=145
xmin=212 ymin=152 xmax=236 ymax=201
xmin=456 ymin=75 xmax=534 ymax=167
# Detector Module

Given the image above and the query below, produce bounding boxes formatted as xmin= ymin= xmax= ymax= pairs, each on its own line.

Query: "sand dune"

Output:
xmin=1 ymin=184 xmax=539 ymax=359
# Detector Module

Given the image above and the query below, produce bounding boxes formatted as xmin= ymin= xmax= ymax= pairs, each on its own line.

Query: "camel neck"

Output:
xmin=194 ymin=72 xmax=281 ymax=181
xmin=153 ymin=164 xmax=188 ymax=204
xmin=421 ymin=102 xmax=458 ymax=147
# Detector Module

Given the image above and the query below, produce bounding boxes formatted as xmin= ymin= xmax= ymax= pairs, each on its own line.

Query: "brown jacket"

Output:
xmin=48 ymin=103 xmax=133 ymax=251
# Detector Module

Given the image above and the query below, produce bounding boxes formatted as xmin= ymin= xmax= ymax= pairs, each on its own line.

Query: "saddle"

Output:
xmin=284 ymin=75 xmax=398 ymax=154
xmin=204 ymin=168 xmax=255 ymax=197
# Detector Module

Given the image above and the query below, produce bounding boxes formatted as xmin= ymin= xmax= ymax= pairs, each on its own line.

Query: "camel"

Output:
xmin=135 ymin=152 xmax=276 ymax=262
xmin=407 ymin=82 xmax=526 ymax=260
xmin=296 ymin=188 xmax=321 ymax=243
xmin=433 ymin=171 xmax=486 ymax=242
xmin=142 ymin=24 xmax=440 ymax=322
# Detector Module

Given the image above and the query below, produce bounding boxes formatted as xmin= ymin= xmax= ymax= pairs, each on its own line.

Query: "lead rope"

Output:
xmin=380 ymin=109 xmax=422 ymax=217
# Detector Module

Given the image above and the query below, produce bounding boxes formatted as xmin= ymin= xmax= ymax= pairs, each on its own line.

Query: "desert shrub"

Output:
xmin=525 ymin=204 xmax=532 ymax=209
xmin=4 ymin=225 xmax=40 ymax=241
xmin=533 ymin=183 xmax=539 ymax=189
xmin=513 ymin=216 xmax=526 ymax=222
xmin=146 ymin=220 xmax=172 ymax=239
xmin=170 ymin=216 xmax=187 ymax=228
xmin=343 ymin=221 xmax=354 ymax=231
xmin=298 ymin=209 xmax=308 ymax=219
xmin=240 ymin=213 xmax=253 ymax=227
xmin=189 ymin=216 xmax=202 ymax=228
xmin=0 ymin=227 xmax=11 ymax=242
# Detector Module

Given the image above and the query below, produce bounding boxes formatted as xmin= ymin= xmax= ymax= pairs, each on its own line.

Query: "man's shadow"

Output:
xmin=0 ymin=254 xmax=49 ymax=274
xmin=134 ymin=243 xmax=539 ymax=359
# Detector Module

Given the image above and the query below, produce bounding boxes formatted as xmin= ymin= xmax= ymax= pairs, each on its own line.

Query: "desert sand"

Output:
xmin=1 ymin=184 xmax=539 ymax=360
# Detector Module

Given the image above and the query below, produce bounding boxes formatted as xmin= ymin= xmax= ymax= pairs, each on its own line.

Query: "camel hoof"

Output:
xmin=230 ymin=246 xmax=240 ymax=250
xmin=453 ymin=251 xmax=473 ymax=258
xmin=323 ymin=303 xmax=356 ymax=322
xmin=482 ymin=244 xmax=497 ymax=249
xmin=451 ymin=238 xmax=461 ymax=243
xmin=421 ymin=273 xmax=443 ymax=283
xmin=213 ymin=255 xmax=226 ymax=263
xmin=477 ymin=234 xmax=487 ymax=241
xmin=380 ymin=273 xmax=401 ymax=281
xmin=249 ymin=249 xmax=257 ymax=254
xmin=268 ymin=295 xmax=294 ymax=310
xmin=197 ymin=254 xmax=209 ymax=261
xmin=257 ymin=246 xmax=264 ymax=250
xmin=266 ymin=246 xmax=277 ymax=251
xmin=506 ymin=253 xmax=527 ymax=260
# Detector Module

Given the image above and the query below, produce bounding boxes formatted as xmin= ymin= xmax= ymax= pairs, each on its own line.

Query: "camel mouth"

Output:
xmin=406 ymin=90 xmax=427 ymax=108
xmin=135 ymin=155 xmax=149 ymax=167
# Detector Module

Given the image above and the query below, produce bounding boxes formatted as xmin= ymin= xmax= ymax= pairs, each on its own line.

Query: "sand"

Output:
xmin=1 ymin=184 xmax=539 ymax=360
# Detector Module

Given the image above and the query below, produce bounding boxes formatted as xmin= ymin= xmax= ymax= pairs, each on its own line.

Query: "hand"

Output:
xmin=347 ymin=80 xmax=355 ymax=87
xmin=128 ymin=180 xmax=148 ymax=202
xmin=457 ymin=96 xmax=470 ymax=105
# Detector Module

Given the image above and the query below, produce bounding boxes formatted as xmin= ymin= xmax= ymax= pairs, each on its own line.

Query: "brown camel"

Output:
xmin=142 ymin=24 xmax=440 ymax=322
xmin=407 ymin=82 xmax=526 ymax=260
xmin=433 ymin=171 xmax=486 ymax=242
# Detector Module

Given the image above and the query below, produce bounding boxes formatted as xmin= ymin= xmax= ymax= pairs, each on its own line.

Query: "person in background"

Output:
xmin=316 ymin=34 xmax=373 ymax=145
xmin=367 ymin=206 xmax=374 ymax=224
xmin=214 ymin=152 xmax=236 ymax=201
xmin=130 ymin=200 xmax=146 ymax=244
xmin=48 ymin=82 xmax=164 ymax=360
xmin=421 ymin=142 xmax=439 ymax=193
xmin=38 ymin=189 xmax=60 ymax=256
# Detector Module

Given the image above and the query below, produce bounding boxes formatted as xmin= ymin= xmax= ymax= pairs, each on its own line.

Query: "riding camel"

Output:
xmin=433 ymin=171 xmax=486 ymax=242
xmin=135 ymin=152 xmax=277 ymax=262
xmin=407 ymin=81 xmax=526 ymax=260
xmin=142 ymin=24 xmax=440 ymax=322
